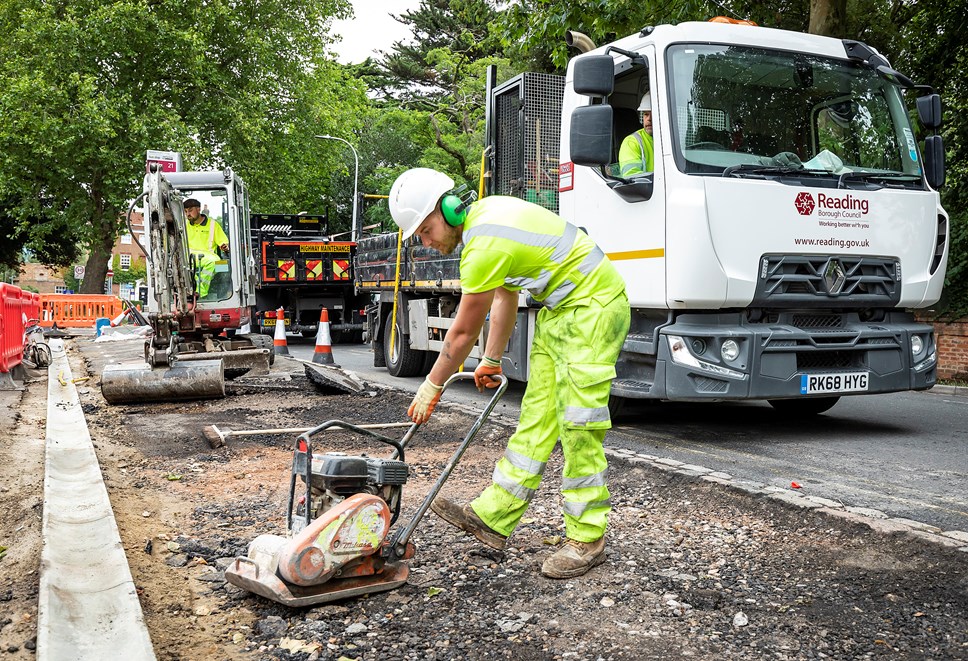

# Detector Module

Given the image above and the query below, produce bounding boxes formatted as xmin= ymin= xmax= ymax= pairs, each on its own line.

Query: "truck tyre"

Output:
xmin=767 ymin=397 xmax=840 ymax=416
xmin=384 ymin=318 xmax=425 ymax=377
xmin=608 ymin=394 xmax=629 ymax=421
xmin=373 ymin=334 xmax=387 ymax=367
xmin=421 ymin=350 xmax=438 ymax=376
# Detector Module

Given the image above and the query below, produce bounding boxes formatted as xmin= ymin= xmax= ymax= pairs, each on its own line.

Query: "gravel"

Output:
xmin=3 ymin=338 xmax=966 ymax=661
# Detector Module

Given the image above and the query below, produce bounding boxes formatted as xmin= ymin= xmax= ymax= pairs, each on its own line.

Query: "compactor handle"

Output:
xmin=441 ymin=370 xmax=509 ymax=406
xmin=387 ymin=371 xmax=509 ymax=557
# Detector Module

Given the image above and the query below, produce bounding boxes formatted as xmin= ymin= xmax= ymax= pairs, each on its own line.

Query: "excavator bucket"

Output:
xmin=101 ymin=359 xmax=225 ymax=404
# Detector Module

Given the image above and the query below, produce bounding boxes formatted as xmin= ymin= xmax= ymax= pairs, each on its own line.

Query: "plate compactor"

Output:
xmin=225 ymin=372 xmax=508 ymax=607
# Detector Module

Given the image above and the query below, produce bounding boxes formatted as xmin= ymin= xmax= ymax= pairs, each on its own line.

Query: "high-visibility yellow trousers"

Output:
xmin=471 ymin=292 xmax=630 ymax=542
xmin=191 ymin=251 xmax=218 ymax=298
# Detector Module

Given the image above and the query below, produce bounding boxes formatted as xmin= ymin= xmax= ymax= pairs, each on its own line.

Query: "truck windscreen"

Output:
xmin=667 ymin=43 xmax=923 ymax=186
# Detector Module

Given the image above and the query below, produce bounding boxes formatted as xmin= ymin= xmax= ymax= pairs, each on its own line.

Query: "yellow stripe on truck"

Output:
xmin=606 ymin=248 xmax=665 ymax=261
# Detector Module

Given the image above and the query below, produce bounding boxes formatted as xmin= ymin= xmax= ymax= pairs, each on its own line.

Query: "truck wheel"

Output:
xmin=767 ymin=397 xmax=840 ymax=416
xmin=608 ymin=394 xmax=628 ymax=421
xmin=373 ymin=335 xmax=387 ymax=367
xmin=421 ymin=351 xmax=438 ymax=376
xmin=384 ymin=318 xmax=425 ymax=377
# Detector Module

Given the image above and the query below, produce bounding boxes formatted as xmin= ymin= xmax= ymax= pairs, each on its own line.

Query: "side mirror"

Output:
xmin=573 ymin=55 xmax=614 ymax=97
xmin=923 ymin=134 xmax=945 ymax=189
xmin=570 ymin=105 xmax=613 ymax=166
xmin=917 ymin=93 xmax=942 ymax=130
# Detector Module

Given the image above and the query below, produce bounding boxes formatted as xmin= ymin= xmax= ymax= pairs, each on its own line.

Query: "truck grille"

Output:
xmin=797 ymin=350 xmax=855 ymax=370
xmin=753 ymin=255 xmax=900 ymax=307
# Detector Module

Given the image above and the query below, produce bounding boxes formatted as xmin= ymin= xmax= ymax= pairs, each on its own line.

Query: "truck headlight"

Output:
xmin=667 ymin=335 xmax=746 ymax=380
xmin=721 ymin=339 xmax=740 ymax=362
xmin=911 ymin=335 xmax=923 ymax=356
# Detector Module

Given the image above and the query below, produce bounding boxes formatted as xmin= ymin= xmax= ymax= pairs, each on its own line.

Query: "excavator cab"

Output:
xmin=148 ymin=168 xmax=257 ymax=320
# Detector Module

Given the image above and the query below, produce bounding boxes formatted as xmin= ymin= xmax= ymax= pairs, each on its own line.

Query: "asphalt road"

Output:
xmin=291 ymin=338 xmax=968 ymax=533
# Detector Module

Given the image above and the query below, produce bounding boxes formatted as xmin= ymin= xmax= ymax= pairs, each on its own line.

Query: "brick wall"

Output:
xmin=17 ymin=263 xmax=67 ymax=294
xmin=925 ymin=319 xmax=968 ymax=381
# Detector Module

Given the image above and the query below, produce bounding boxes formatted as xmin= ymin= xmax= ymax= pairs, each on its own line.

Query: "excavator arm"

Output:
xmin=143 ymin=165 xmax=197 ymax=367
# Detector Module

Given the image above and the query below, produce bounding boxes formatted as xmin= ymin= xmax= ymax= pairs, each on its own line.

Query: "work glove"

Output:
xmin=474 ymin=356 xmax=503 ymax=392
xmin=408 ymin=377 xmax=443 ymax=424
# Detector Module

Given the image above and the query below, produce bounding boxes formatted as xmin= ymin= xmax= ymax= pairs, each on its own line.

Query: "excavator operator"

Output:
xmin=184 ymin=198 xmax=229 ymax=303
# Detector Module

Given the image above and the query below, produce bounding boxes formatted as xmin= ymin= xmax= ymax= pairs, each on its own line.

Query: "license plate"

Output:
xmin=262 ymin=318 xmax=290 ymax=327
xmin=800 ymin=372 xmax=869 ymax=394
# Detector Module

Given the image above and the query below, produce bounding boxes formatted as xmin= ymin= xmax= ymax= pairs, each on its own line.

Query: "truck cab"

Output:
xmin=489 ymin=21 xmax=947 ymax=413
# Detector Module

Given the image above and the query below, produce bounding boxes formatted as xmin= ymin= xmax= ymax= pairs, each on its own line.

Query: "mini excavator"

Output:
xmin=101 ymin=165 xmax=272 ymax=404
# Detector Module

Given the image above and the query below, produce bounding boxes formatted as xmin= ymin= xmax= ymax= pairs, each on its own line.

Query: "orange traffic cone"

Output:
xmin=273 ymin=307 xmax=290 ymax=356
xmin=312 ymin=308 xmax=339 ymax=366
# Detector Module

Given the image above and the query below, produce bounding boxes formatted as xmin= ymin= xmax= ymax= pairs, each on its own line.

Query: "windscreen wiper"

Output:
xmin=836 ymin=171 xmax=922 ymax=189
xmin=722 ymin=164 xmax=834 ymax=179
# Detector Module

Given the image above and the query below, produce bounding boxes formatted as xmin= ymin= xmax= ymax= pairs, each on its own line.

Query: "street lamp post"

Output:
xmin=315 ymin=134 xmax=359 ymax=241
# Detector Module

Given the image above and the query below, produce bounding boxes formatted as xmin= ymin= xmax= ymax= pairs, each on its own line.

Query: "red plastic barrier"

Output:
xmin=23 ymin=291 xmax=40 ymax=325
xmin=0 ymin=283 xmax=27 ymax=374
xmin=39 ymin=294 xmax=123 ymax=328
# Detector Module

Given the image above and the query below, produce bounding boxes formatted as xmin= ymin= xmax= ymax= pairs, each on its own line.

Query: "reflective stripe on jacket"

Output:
xmin=618 ymin=128 xmax=654 ymax=176
xmin=459 ymin=196 xmax=624 ymax=309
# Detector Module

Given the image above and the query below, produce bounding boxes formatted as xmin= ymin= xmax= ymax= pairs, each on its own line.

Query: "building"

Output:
xmin=16 ymin=262 xmax=69 ymax=294
xmin=14 ymin=212 xmax=149 ymax=298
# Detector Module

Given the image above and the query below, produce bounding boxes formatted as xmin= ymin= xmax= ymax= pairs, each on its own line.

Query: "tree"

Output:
xmin=895 ymin=0 xmax=968 ymax=318
xmin=361 ymin=1 xmax=515 ymax=190
xmin=808 ymin=0 xmax=847 ymax=36
xmin=0 ymin=0 xmax=353 ymax=293
xmin=371 ymin=0 xmax=501 ymax=105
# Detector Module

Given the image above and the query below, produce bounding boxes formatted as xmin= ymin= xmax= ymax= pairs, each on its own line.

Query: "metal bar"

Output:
xmin=389 ymin=372 xmax=508 ymax=558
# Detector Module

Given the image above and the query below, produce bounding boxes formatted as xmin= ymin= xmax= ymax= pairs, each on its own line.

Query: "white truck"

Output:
xmin=359 ymin=19 xmax=947 ymax=415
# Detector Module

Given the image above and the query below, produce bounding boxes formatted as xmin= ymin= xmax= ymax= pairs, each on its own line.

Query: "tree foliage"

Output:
xmin=0 ymin=0 xmax=355 ymax=291
xmin=370 ymin=0 xmax=501 ymax=105
xmin=4 ymin=0 xmax=967 ymax=318
xmin=347 ymin=1 xmax=515 ymax=219
xmin=895 ymin=0 xmax=968 ymax=318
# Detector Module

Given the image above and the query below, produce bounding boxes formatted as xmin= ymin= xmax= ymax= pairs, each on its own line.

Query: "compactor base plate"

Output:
xmin=225 ymin=559 xmax=409 ymax=607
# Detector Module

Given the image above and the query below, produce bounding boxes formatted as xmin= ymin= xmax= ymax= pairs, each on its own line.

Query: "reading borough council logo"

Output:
xmin=794 ymin=192 xmax=815 ymax=215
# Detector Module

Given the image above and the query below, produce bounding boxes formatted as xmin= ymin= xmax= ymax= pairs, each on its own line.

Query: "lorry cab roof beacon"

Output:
xmin=355 ymin=21 xmax=947 ymax=416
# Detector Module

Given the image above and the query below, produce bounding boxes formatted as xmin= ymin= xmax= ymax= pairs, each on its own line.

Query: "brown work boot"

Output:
xmin=430 ymin=497 xmax=507 ymax=550
xmin=541 ymin=537 xmax=606 ymax=579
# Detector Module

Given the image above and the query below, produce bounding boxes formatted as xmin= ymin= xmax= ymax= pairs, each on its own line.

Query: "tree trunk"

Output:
xmin=809 ymin=0 xmax=848 ymax=37
xmin=79 ymin=232 xmax=114 ymax=294
xmin=78 ymin=186 xmax=117 ymax=294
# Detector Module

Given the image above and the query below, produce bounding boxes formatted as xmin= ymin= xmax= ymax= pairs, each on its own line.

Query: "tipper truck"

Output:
xmin=357 ymin=19 xmax=948 ymax=415
xmin=250 ymin=212 xmax=367 ymax=341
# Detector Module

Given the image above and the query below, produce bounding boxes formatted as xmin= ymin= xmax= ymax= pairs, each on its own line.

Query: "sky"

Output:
xmin=330 ymin=0 xmax=421 ymax=64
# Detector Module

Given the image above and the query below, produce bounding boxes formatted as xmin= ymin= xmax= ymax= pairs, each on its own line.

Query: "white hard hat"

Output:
xmin=638 ymin=92 xmax=652 ymax=112
xmin=389 ymin=168 xmax=454 ymax=239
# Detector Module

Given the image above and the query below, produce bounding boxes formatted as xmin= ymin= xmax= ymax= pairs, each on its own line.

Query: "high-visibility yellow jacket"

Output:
xmin=186 ymin=215 xmax=229 ymax=255
xmin=459 ymin=196 xmax=625 ymax=309
xmin=617 ymin=128 xmax=654 ymax=176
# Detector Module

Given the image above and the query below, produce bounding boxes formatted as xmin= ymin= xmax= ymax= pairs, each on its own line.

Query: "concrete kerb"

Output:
xmin=37 ymin=339 xmax=156 ymax=660
xmin=605 ymin=446 xmax=968 ymax=554
xmin=928 ymin=383 xmax=968 ymax=397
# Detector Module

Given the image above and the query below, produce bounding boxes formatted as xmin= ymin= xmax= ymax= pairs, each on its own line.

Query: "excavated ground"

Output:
xmin=1 ymin=337 xmax=966 ymax=661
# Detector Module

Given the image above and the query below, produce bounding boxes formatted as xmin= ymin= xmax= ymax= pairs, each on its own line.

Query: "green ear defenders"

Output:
xmin=440 ymin=184 xmax=478 ymax=226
